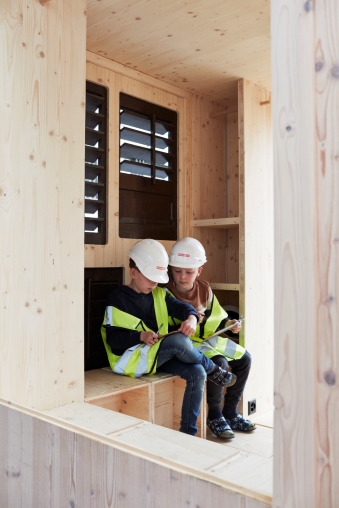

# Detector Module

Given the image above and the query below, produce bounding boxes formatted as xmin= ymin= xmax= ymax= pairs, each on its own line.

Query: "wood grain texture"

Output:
xmin=272 ymin=0 xmax=339 ymax=506
xmin=84 ymin=60 xmax=192 ymax=278
xmin=84 ymin=370 xmax=206 ymax=438
xmin=1 ymin=401 xmax=272 ymax=507
xmin=238 ymin=79 xmax=273 ymax=418
xmin=86 ymin=0 xmax=271 ymax=106
xmin=0 ymin=0 xmax=86 ymax=409
xmin=191 ymin=94 xmax=228 ymax=284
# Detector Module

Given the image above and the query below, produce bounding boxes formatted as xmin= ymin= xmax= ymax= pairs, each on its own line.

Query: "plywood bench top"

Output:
xmin=85 ymin=368 xmax=177 ymax=401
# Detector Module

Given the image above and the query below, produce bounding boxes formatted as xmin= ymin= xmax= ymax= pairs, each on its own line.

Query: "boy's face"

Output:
xmin=171 ymin=267 xmax=202 ymax=293
xmin=130 ymin=267 xmax=158 ymax=294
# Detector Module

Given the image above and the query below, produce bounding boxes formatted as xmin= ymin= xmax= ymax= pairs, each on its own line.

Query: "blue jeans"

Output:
xmin=157 ymin=333 xmax=215 ymax=436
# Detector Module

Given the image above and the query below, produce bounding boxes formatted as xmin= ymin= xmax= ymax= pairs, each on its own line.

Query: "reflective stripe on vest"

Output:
xmin=167 ymin=290 xmax=245 ymax=361
xmin=101 ymin=286 xmax=169 ymax=377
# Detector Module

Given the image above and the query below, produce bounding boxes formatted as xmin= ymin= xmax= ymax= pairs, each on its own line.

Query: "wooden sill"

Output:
xmin=210 ymin=283 xmax=239 ymax=291
xmin=192 ymin=218 xmax=239 ymax=229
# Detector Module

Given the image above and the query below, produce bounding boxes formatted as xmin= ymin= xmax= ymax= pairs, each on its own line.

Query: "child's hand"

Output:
xmin=228 ymin=319 xmax=241 ymax=333
xmin=197 ymin=311 xmax=205 ymax=324
xmin=178 ymin=315 xmax=197 ymax=336
xmin=140 ymin=331 xmax=159 ymax=346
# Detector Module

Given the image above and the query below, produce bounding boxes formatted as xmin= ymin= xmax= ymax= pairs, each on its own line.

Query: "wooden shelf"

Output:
xmin=210 ymin=283 xmax=239 ymax=291
xmin=192 ymin=217 xmax=239 ymax=229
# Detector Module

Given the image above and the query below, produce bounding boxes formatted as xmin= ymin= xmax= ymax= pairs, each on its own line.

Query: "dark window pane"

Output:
xmin=155 ymin=152 xmax=172 ymax=169
xmin=120 ymin=143 xmax=151 ymax=165
xmin=119 ymin=93 xmax=177 ymax=240
xmin=120 ymin=161 xmax=152 ymax=178
xmin=155 ymin=136 xmax=172 ymax=152
xmin=120 ymin=127 xmax=151 ymax=148
xmin=156 ymin=169 xmax=173 ymax=181
xmin=120 ymin=111 xmax=151 ymax=132
xmin=155 ymin=120 xmax=173 ymax=138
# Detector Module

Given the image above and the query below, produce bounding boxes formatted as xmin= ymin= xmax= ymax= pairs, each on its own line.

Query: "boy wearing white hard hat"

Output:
xmin=166 ymin=237 xmax=255 ymax=439
xmin=101 ymin=238 xmax=236 ymax=437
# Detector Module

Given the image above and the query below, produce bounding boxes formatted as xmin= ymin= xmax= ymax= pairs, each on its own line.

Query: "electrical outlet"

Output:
xmin=248 ymin=398 xmax=256 ymax=415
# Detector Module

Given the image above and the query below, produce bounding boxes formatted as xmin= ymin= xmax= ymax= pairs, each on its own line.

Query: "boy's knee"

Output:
xmin=212 ymin=355 xmax=228 ymax=371
xmin=166 ymin=332 xmax=193 ymax=349
xmin=243 ymin=351 xmax=252 ymax=368
xmin=182 ymin=363 xmax=207 ymax=383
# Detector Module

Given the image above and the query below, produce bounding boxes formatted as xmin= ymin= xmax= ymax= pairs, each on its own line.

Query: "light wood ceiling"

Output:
xmin=87 ymin=0 xmax=271 ymax=106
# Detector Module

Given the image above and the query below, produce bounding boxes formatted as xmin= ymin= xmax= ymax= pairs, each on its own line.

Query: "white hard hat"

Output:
xmin=168 ymin=237 xmax=207 ymax=268
xmin=127 ymin=239 xmax=169 ymax=283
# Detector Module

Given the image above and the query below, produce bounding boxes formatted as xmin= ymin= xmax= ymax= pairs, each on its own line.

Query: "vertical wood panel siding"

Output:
xmin=85 ymin=59 xmax=227 ymax=287
xmin=0 ymin=0 xmax=86 ymax=409
xmin=271 ymin=0 xmax=339 ymax=505
xmin=238 ymin=79 xmax=273 ymax=418
xmin=0 ymin=401 xmax=271 ymax=508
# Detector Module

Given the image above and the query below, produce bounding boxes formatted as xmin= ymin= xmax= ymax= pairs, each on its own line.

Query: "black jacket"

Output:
xmin=105 ymin=285 xmax=199 ymax=356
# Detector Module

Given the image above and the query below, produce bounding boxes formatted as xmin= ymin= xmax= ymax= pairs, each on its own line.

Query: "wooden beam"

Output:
xmin=210 ymin=107 xmax=238 ymax=118
xmin=86 ymin=51 xmax=192 ymax=99
xmin=238 ymin=79 xmax=273 ymax=418
xmin=272 ymin=0 xmax=339 ymax=505
xmin=0 ymin=0 xmax=86 ymax=409
xmin=0 ymin=399 xmax=272 ymax=507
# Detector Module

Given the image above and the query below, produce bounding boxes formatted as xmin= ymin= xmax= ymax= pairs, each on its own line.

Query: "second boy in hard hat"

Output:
xmin=166 ymin=237 xmax=255 ymax=439
xmin=101 ymin=238 xmax=236 ymax=437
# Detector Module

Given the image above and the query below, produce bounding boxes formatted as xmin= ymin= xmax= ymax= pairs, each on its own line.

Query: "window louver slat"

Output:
xmin=85 ymin=81 xmax=108 ymax=245
xmin=119 ymin=93 xmax=177 ymax=240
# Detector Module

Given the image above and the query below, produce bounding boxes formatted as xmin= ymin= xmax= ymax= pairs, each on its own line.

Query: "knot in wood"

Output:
xmin=315 ymin=61 xmax=323 ymax=72
xmin=304 ymin=0 xmax=314 ymax=11
xmin=324 ymin=370 xmax=336 ymax=386
xmin=331 ymin=66 xmax=339 ymax=79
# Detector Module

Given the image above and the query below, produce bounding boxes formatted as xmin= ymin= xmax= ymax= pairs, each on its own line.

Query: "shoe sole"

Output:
xmin=208 ymin=373 xmax=238 ymax=387
xmin=224 ymin=373 xmax=237 ymax=387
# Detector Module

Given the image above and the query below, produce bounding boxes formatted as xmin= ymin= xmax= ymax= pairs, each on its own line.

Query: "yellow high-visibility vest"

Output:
xmin=101 ymin=287 xmax=169 ymax=378
xmin=168 ymin=292 xmax=246 ymax=361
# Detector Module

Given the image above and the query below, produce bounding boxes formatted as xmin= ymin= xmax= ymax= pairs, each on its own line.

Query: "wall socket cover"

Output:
xmin=248 ymin=398 xmax=256 ymax=415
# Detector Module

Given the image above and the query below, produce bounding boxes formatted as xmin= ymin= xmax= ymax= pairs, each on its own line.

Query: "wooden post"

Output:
xmin=0 ymin=0 xmax=86 ymax=409
xmin=238 ymin=79 xmax=274 ymax=418
xmin=272 ymin=0 xmax=339 ymax=505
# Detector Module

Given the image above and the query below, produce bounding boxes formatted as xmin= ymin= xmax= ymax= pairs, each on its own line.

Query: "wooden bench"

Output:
xmin=85 ymin=368 xmax=207 ymax=438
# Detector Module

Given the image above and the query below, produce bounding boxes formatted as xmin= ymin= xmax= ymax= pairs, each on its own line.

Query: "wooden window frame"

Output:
xmin=119 ymin=93 xmax=178 ymax=241
xmin=84 ymin=81 xmax=108 ymax=245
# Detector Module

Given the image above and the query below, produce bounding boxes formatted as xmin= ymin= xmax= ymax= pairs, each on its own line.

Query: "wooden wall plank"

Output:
xmin=238 ymin=79 xmax=273 ymax=418
xmin=85 ymin=60 xmax=192 ymax=281
xmin=85 ymin=0 xmax=271 ymax=106
xmin=272 ymin=0 xmax=339 ymax=505
xmin=0 ymin=401 xmax=271 ymax=507
xmin=0 ymin=0 xmax=86 ymax=409
xmin=191 ymin=94 xmax=228 ymax=284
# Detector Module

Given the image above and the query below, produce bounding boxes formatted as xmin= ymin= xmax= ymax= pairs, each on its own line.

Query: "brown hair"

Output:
xmin=129 ymin=258 xmax=140 ymax=271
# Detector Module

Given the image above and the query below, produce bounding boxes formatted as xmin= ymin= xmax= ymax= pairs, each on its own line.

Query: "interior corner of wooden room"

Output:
xmin=2 ymin=0 xmax=339 ymax=506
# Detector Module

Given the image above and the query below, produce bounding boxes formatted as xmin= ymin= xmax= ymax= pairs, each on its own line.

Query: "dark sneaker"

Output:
xmin=207 ymin=367 xmax=237 ymax=387
xmin=225 ymin=414 xmax=256 ymax=432
xmin=207 ymin=417 xmax=234 ymax=439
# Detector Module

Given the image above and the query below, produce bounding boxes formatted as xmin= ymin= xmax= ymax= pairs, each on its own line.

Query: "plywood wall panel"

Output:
xmin=0 ymin=0 xmax=86 ymax=409
xmin=191 ymin=95 xmax=228 ymax=283
xmin=272 ymin=0 xmax=339 ymax=505
xmin=238 ymin=79 xmax=273 ymax=417
xmin=0 ymin=401 xmax=271 ymax=508
xmin=85 ymin=58 xmax=192 ymax=280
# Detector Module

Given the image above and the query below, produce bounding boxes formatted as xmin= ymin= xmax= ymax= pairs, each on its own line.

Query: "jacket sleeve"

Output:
xmin=104 ymin=292 xmax=142 ymax=354
xmin=165 ymin=292 xmax=199 ymax=323
xmin=105 ymin=320 xmax=141 ymax=354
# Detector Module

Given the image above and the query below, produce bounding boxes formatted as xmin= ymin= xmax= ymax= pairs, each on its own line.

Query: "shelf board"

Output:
xmin=192 ymin=217 xmax=239 ymax=229
xmin=210 ymin=283 xmax=239 ymax=291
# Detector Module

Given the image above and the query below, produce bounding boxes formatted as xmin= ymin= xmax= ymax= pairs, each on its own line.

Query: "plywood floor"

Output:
xmin=206 ymin=411 xmax=274 ymax=493
xmin=44 ymin=403 xmax=273 ymax=505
